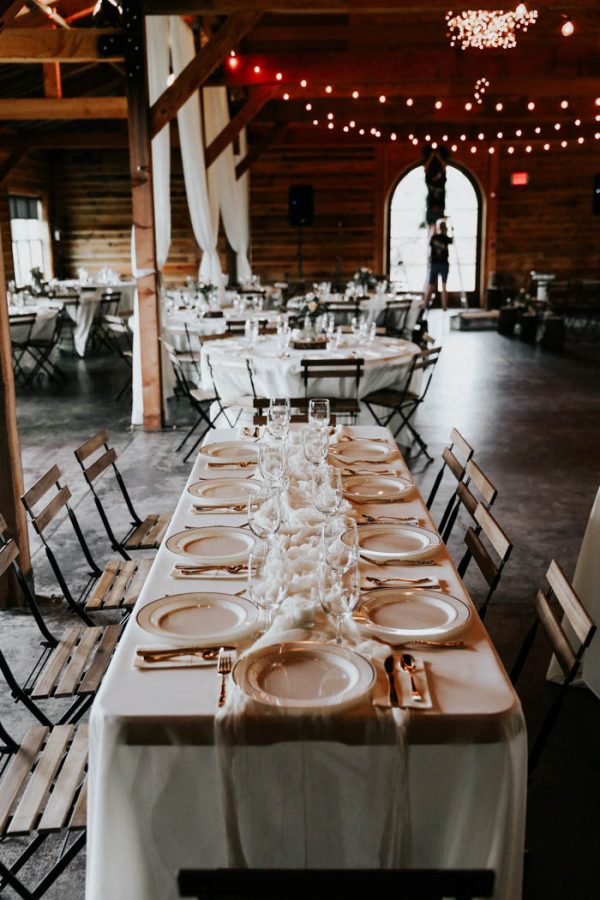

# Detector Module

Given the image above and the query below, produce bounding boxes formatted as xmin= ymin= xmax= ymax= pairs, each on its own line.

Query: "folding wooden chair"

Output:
xmin=252 ymin=397 xmax=344 ymax=425
xmin=511 ymin=560 xmax=596 ymax=778
xmin=89 ymin=290 xmax=122 ymax=353
xmin=457 ymin=503 xmax=512 ymax=620
xmin=162 ymin=339 xmax=218 ymax=459
xmin=0 ymin=529 xmax=120 ymax=725
xmin=425 ymin=427 xmax=474 ymax=529
xmin=382 ymin=298 xmax=412 ymax=338
xmin=300 ymin=358 xmax=364 ymax=422
xmin=362 ymin=346 xmax=441 ymax=458
xmin=322 ymin=300 xmax=361 ymax=327
xmin=24 ymin=308 xmax=66 ymax=387
xmin=21 ymin=465 xmax=151 ymax=622
xmin=177 ymin=868 xmax=495 ymax=900
xmin=440 ymin=458 xmax=497 ymax=544
xmin=102 ymin=314 xmax=133 ymax=400
xmin=74 ymin=431 xmax=171 ymax=554
xmin=0 ymin=716 xmax=87 ymax=899
xmin=204 ymin=352 xmax=258 ymax=430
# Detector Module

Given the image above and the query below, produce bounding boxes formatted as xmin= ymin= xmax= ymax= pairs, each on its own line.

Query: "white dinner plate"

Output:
xmin=329 ymin=440 xmax=396 ymax=464
xmin=355 ymin=588 xmax=471 ymax=642
xmin=198 ymin=441 xmax=259 ymax=465
xmin=188 ymin=478 xmax=261 ymax=506
xmin=166 ymin=526 xmax=257 ymax=565
xmin=136 ymin=592 xmax=259 ymax=646
xmin=343 ymin=474 xmax=414 ymax=503
xmin=345 ymin=523 xmax=442 ymax=562
xmin=232 ymin=641 xmax=375 ymax=712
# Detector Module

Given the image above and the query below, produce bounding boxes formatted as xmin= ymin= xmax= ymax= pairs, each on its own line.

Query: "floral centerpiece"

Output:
xmin=291 ymin=292 xmax=327 ymax=347
xmin=351 ymin=267 xmax=377 ymax=293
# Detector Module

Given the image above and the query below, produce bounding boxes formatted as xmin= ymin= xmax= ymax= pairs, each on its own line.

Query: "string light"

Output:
xmin=327 ymin=112 xmax=334 ymax=120
xmin=227 ymin=51 xmax=239 ymax=71
xmin=442 ymin=134 xmax=449 ymax=142
xmin=561 ymin=18 xmax=574 ymax=37
xmin=275 ymin=72 xmax=283 ymax=81
xmin=574 ymin=119 xmax=581 ymax=126
xmin=305 ymin=102 xmax=312 ymax=111
xmin=379 ymin=95 xmax=387 ymax=103
xmin=489 ymin=146 xmax=495 ymax=153
xmin=560 ymin=99 xmax=569 ymax=109
xmin=460 ymin=133 xmax=467 ymax=141
xmin=352 ymin=90 xmax=360 ymax=99
xmin=300 ymin=79 xmax=307 ymax=88
xmin=478 ymin=132 xmax=485 ymax=140
xmin=253 ymin=65 xmax=261 ymax=74
xmin=470 ymin=146 xmax=477 ymax=154
xmin=527 ymin=101 xmax=535 ymax=110
xmin=544 ymin=143 xmax=550 ymax=150
xmin=497 ymin=131 xmax=503 ymax=138
xmin=327 ymin=122 xmax=334 ymax=129
xmin=578 ymin=136 xmax=584 ymax=144
xmin=561 ymin=140 xmax=567 ymax=147
xmin=325 ymin=85 xmax=333 ymax=94
xmin=496 ymin=102 xmax=503 ymax=111
xmin=406 ymin=98 xmax=414 ymax=107
xmin=474 ymin=77 xmax=490 ymax=104
xmin=446 ymin=6 xmax=538 ymax=51
xmin=359 ymin=128 xmax=365 ymax=135
xmin=282 ymin=93 xmax=290 ymax=100
xmin=595 ymin=98 xmax=600 ymax=106
xmin=515 ymin=129 xmax=522 ymax=136
xmin=391 ymin=132 xmax=397 ymax=141
xmin=349 ymin=120 xmax=356 ymax=128
xmin=465 ymin=102 xmax=473 ymax=111
xmin=435 ymin=100 xmax=443 ymax=109
xmin=554 ymin=123 xmax=561 ymax=130
xmin=451 ymin=144 xmax=458 ymax=151
xmin=312 ymin=119 xmax=318 ymax=125
xmin=508 ymin=146 xmax=515 ymax=154
xmin=525 ymin=144 xmax=532 ymax=152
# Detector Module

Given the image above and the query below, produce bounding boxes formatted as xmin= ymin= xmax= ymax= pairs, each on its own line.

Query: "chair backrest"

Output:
xmin=177 ymin=868 xmax=495 ymax=900
xmin=536 ymin=560 xmax=596 ymax=678
xmin=225 ymin=320 xmax=247 ymax=334
xmin=9 ymin=313 xmax=37 ymax=344
xmin=383 ymin=298 xmax=412 ymax=336
xmin=103 ymin=314 xmax=129 ymax=337
xmin=161 ymin=338 xmax=195 ymax=401
xmin=407 ymin=346 xmax=441 ymax=404
xmin=98 ymin=291 xmax=121 ymax=317
xmin=426 ymin=427 xmax=474 ymax=518
xmin=252 ymin=396 xmax=341 ymax=425
xmin=440 ymin=458 xmax=497 ymax=544
xmin=458 ymin=502 xmax=512 ymax=618
xmin=301 ymin=357 xmax=364 ymax=396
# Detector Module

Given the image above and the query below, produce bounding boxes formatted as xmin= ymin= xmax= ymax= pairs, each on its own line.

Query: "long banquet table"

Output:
xmin=87 ymin=425 xmax=526 ymax=900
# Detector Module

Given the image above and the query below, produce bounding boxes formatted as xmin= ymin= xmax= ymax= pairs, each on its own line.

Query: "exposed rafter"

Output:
xmin=0 ymin=28 xmax=124 ymax=63
xmin=0 ymin=97 xmax=127 ymax=119
xmin=204 ymin=84 xmax=276 ymax=168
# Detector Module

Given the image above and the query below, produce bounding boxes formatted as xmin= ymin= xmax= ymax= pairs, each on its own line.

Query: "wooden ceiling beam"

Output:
xmin=0 ymin=28 xmax=123 ymax=63
xmin=235 ymin=120 xmax=286 ymax=178
xmin=150 ymin=10 xmax=263 ymax=138
xmin=0 ymin=2 xmax=25 ymax=32
xmin=204 ymin=84 xmax=276 ymax=167
xmin=0 ymin=97 xmax=127 ymax=119
xmin=143 ymin=1 xmax=600 ymax=13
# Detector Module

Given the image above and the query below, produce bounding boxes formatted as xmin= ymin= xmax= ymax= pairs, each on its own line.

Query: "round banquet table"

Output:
xmin=164 ymin=306 xmax=287 ymax=344
xmin=287 ymin=293 xmax=423 ymax=331
xmin=198 ymin=333 xmax=420 ymax=402
xmin=9 ymin=302 xmax=62 ymax=341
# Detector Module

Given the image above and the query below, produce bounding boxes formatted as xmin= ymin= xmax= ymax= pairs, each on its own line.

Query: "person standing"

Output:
xmin=423 ymin=220 xmax=453 ymax=311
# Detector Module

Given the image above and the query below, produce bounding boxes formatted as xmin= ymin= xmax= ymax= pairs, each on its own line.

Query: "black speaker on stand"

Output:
xmin=288 ymin=185 xmax=314 ymax=288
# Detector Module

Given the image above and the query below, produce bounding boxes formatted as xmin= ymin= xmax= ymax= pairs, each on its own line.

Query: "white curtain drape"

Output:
xmin=170 ymin=16 xmax=223 ymax=287
xmin=131 ymin=15 xmax=172 ymax=426
xmin=203 ymin=86 xmax=252 ymax=283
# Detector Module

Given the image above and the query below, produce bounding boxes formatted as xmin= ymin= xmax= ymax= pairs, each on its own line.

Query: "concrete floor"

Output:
xmin=1 ymin=313 xmax=599 ymax=898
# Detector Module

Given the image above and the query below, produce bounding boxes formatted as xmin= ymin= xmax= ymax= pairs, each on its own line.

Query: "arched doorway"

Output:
xmin=388 ymin=162 xmax=482 ymax=302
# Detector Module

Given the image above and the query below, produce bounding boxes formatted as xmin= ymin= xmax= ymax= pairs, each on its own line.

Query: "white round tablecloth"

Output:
xmin=9 ymin=303 xmax=61 ymax=341
xmin=199 ymin=334 xmax=419 ymax=401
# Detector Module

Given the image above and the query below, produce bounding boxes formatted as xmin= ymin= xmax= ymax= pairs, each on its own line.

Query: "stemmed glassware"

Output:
xmin=267 ymin=398 xmax=291 ymax=441
xmin=312 ymin=466 xmax=343 ymax=526
xmin=247 ymin=541 xmax=287 ymax=630
xmin=302 ymin=425 xmax=329 ymax=469
xmin=259 ymin=436 xmax=286 ymax=485
xmin=308 ymin=399 xmax=330 ymax=429
xmin=247 ymin=487 xmax=281 ymax=543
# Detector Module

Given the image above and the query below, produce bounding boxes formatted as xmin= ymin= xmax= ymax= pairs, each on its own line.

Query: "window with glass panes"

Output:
xmin=9 ymin=195 xmax=52 ymax=286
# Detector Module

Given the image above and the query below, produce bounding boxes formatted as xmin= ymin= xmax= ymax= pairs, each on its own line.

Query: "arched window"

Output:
xmin=388 ymin=163 xmax=481 ymax=298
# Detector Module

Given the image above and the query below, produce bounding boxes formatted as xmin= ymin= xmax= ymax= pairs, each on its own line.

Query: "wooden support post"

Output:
xmin=204 ymin=85 xmax=276 ymax=169
xmin=484 ymin=145 xmax=499 ymax=308
xmin=150 ymin=10 xmax=263 ymax=138
xmin=0 ymin=202 xmax=31 ymax=608
xmin=235 ymin=122 xmax=287 ymax=180
xmin=124 ymin=0 xmax=162 ymax=430
xmin=43 ymin=62 xmax=62 ymax=99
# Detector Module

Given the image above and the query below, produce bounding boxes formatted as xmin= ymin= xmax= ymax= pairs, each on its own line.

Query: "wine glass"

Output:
xmin=247 ymin=542 xmax=287 ymax=630
xmin=302 ymin=425 xmax=329 ymax=469
xmin=319 ymin=556 xmax=360 ymax=645
xmin=247 ymin=488 xmax=281 ymax=542
xmin=308 ymin=398 xmax=330 ymax=429
xmin=267 ymin=397 xmax=291 ymax=441
xmin=322 ymin=515 xmax=359 ymax=573
xmin=259 ymin=437 xmax=286 ymax=485
xmin=312 ymin=466 xmax=343 ymax=525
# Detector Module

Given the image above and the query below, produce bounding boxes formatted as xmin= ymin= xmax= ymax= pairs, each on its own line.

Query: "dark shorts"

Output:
xmin=428 ymin=263 xmax=449 ymax=285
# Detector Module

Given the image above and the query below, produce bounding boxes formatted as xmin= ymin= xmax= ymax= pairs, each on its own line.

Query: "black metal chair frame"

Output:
xmin=382 ymin=298 xmax=412 ymax=338
xmin=177 ymin=868 xmax=495 ymax=900
xmin=510 ymin=560 xmax=596 ymax=779
xmin=456 ymin=503 xmax=512 ymax=620
xmin=101 ymin=314 xmax=133 ymax=401
xmin=162 ymin=339 xmax=219 ymax=460
xmin=362 ymin=347 xmax=441 ymax=458
xmin=300 ymin=357 xmax=364 ymax=423
xmin=426 ymin=427 xmax=474 ymax=523
xmin=24 ymin=307 xmax=66 ymax=387
xmin=88 ymin=290 xmax=122 ymax=354
xmin=10 ymin=313 xmax=37 ymax=386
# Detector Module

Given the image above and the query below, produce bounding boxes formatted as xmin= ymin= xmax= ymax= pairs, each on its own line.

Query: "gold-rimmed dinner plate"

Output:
xmin=188 ymin=477 xmax=261 ymax=506
xmin=329 ymin=439 xmax=396 ymax=464
xmin=136 ymin=591 xmax=258 ymax=647
xmin=354 ymin=588 xmax=470 ymax=642
xmin=344 ymin=523 xmax=442 ymax=562
xmin=166 ymin=526 xmax=257 ymax=565
xmin=342 ymin=474 xmax=414 ymax=503
xmin=232 ymin=641 xmax=376 ymax=712
xmin=198 ymin=441 xmax=259 ymax=465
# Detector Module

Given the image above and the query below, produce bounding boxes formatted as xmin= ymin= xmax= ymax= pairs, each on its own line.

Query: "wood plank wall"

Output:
xmin=1 ymin=142 xmax=598 ymax=291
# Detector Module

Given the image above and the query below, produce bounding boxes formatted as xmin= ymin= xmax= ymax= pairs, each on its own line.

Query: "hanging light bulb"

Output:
xmin=561 ymin=18 xmax=574 ymax=37
xmin=352 ymin=90 xmax=359 ymax=99
xmin=406 ymin=97 xmax=414 ymax=107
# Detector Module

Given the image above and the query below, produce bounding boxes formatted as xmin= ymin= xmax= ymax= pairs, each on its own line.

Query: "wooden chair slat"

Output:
xmin=464 ymin=528 xmax=498 ymax=587
xmin=126 ymin=517 xmax=156 ymax=550
xmin=449 ymin=427 xmax=474 ymax=463
xmin=74 ymin=430 xmax=109 ymax=464
xmin=32 ymin=627 xmax=81 ymax=699
xmin=465 ymin=460 xmax=497 ymax=506
xmin=32 ymin=485 xmax=72 ymax=535
xmin=21 ymin=465 xmax=61 ymax=509
xmin=69 ymin=778 xmax=87 ymax=830
xmin=442 ymin=447 xmax=464 ymax=483
xmin=124 ymin=558 xmax=153 ymax=605
xmin=474 ymin=504 xmax=512 ymax=559
xmin=37 ymin=726 xmax=88 ymax=833
xmin=456 ymin=481 xmax=478 ymax=519
xmin=86 ymin=559 xmax=120 ymax=610
xmin=535 ymin=590 xmax=577 ymax=676
xmin=0 ymin=539 xmax=19 ymax=578
xmin=143 ymin=512 xmax=171 ymax=547
xmin=546 ymin=559 xmax=596 ymax=646
xmin=0 ymin=727 xmax=48 ymax=835
xmin=55 ymin=627 xmax=102 ymax=698
xmin=105 ymin=560 xmax=137 ymax=608
xmin=84 ymin=447 xmax=117 ymax=485
xmin=8 ymin=726 xmax=73 ymax=836
xmin=78 ymin=626 xmax=121 ymax=695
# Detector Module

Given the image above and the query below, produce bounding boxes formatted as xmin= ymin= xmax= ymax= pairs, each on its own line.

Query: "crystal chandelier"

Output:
xmin=446 ymin=5 xmax=539 ymax=50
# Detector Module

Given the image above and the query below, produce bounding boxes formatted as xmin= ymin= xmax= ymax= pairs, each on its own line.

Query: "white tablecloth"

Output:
xmin=58 ymin=282 xmax=136 ymax=356
xmin=547 ymin=485 xmax=600 ymax=697
xmin=199 ymin=335 xmax=419 ymax=403
xmin=9 ymin=303 xmax=61 ymax=342
xmin=287 ymin=294 xmax=422 ymax=333
xmin=86 ymin=425 xmax=526 ymax=900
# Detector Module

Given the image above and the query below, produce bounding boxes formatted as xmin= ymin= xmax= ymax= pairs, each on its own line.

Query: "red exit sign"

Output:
xmin=511 ymin=171 xmax=530 ymax=186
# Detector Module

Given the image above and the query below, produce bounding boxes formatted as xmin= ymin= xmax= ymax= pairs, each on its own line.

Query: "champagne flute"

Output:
xmin=259 ymin=437 xmax=286 ymax=485
xmin=267 ymin=397 xmax=291 ymax=441
xmin=312 ymin=466 xmax=343 ymax=525
xmin=308 ymin=398 xmax=330 ymax=429
xmin=319 ymin=557 xmax=360 ymax=645
xmin=247 ymin=488 xmax=281 ymax=542
xmin=247 ymin=542 xmax=287 ymax=630
xmin=302 ymin=425 xmax=329 ymax=469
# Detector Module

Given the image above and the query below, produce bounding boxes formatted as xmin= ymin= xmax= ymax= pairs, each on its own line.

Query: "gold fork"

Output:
xmin=207 ymin=460 xmax=255 ymax=468
xmin=218 ymin=649 xmax=233 ymax=707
